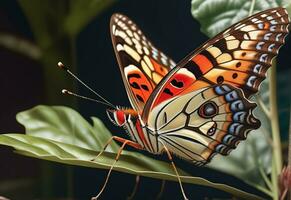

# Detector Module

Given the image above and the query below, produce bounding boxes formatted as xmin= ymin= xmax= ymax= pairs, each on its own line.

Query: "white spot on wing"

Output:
xmin=116 ymin=44 xmax=124 ymax=51
xmin=276 ymin=33 xmax=282 ymax=41
xmin=133 ymin=32 xmax=140 ymax=40
xmin=264 ymin=33 xmax=272 ymax=40
xmin=143 ymin=46 xmax=150 ymax=55
xmin=268 ymin=44 xmax=275 ymax=52
xmin=256 ymin=42 xmax=264 ymax=50
xmin=258 ymin=23 xmax=264 ymax=29
xmin=270 ymin=26 xmax=276 ymax=31
xmin=259 ymin=54 xmax=268 ymax=62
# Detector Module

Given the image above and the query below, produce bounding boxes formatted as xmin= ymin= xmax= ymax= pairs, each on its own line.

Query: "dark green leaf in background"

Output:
xmin=191 ymin=0 xmax=291 ymax=38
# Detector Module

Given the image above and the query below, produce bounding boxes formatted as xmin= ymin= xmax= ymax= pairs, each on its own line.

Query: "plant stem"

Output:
xmin=270 ymin=61 xmax=283 ymax=172
xmin=272 ymin=156 xmax=279 ymax=200
xmin=248 ymin=0 xmax=256 ymax=16
xmin=256 ymin=95 xmax=271 ymax=118
xmin=258 ymin=164 xmax=273 ymax=191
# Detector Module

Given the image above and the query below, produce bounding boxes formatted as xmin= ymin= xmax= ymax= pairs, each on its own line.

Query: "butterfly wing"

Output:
xmin=142 ymin=7 xmax=290 ymax=119
xmin=110 ymin=13 xmax=176 ymax=113
xmin=149 ymin=84 xmax=260 ymax=165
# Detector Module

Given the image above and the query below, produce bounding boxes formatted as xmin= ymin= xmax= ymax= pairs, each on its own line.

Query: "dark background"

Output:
xmin=0 ymin=0 xmax=290 ymax=199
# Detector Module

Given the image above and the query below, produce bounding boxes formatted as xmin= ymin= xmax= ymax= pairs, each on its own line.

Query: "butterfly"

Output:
xmin=87 ymin=7 xmax=290 ymax=200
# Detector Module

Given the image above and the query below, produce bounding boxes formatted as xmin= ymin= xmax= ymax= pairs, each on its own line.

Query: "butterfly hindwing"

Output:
xmin=143 ymin=7 xmax=290 ymax=118
xmin=110 ymin=14 xmax=176 ymax=112
xmin=147 ymin=84 xmax=260 ymax=165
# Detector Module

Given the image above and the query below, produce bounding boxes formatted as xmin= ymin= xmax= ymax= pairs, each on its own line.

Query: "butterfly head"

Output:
xmin=106 ymin=107 xmax=138 ymax=127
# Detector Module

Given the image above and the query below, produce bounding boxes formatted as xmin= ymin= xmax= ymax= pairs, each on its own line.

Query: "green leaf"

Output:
xmin=191 ymin=0 xmax=291 ymax=37
xmin=0 ymin=105 xmax=263 ymax=199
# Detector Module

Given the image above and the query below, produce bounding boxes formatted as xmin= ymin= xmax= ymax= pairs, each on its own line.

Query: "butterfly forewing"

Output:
xmin=143 ymin=7 xmax=290 ymax=118
xmin=110 ymin=14 xmax=176 ymax=113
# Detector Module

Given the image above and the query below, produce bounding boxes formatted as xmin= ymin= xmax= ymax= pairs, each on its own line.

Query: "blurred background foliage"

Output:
xmin=0 ymin=0 xmax=290 ymax=199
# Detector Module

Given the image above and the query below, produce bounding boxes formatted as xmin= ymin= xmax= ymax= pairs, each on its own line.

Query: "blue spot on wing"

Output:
xmin=231 ymin=100 xmax=244 ymax=111
xmin=225 ymin=90 xmax=239 ymax=102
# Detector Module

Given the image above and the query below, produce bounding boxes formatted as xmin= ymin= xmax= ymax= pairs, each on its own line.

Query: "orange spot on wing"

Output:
xmin=264 ymin=22 xmax=270 ymax=29
xmin=181 ymin=80 xmax=210 ymax=95
xmin=127 ymin=67 xmax=153 ymax=106
xmin=150 ymin=58 xmax=169 ymax=77
xmin=192 ymin=54 xmax=213 ymax=73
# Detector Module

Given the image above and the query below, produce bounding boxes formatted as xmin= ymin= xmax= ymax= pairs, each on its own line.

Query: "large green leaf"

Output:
xmin=191 ymin=0 xmax=291 ymax=38
xmin=0 ymin=105 xmax=264 ymax=199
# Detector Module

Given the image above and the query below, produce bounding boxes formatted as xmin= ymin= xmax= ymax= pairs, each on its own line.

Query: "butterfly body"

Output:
xmin=107 ymin=108 xmax=163 ymax=154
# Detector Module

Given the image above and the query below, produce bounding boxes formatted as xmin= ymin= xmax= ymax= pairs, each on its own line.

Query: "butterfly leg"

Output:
xmin=127 ymin=175 xmax=140 ymax=200
xmin=161 ymin=142 xmax=188 ymax=200
xmin=91 ymin=138 xmax=142 ymax=200
xmin=155 ymin=180 xmax=166 ymax=200
xmin=91 ymin=136 xmax=142 ymax=161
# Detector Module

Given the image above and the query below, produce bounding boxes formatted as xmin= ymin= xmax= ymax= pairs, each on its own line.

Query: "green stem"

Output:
xmin=270 ymin=61 xmax=283 ymax=172
xmin=248 ymin=0 xmax=256 ymax=16
xmin=256 ymin=95 xmax=271 ymax=118
xmin=272 ymin=156 xmax=279 ymax=200
xmin=258 ymin=164 xmax=273 ymax=191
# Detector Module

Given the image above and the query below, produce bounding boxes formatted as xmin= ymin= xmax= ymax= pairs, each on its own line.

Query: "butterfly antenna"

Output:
xmin=62 ymin=89 xmax=115 ymax=108
xmin=58 ymin=62 xmax=115 ymax=108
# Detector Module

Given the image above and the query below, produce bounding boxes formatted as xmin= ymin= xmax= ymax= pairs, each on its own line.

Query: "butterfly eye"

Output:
xmin=198 ymin=101 xmax=218 ymax=119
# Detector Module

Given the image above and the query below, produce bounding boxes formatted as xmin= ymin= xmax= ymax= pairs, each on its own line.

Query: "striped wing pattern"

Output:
xmin=142 ymin=7 xmax=289 ymax=164
xmin=144 ymin=7 xmax=290 ymax=114
xmin=110 ymin=14 xmax=176 ymax=113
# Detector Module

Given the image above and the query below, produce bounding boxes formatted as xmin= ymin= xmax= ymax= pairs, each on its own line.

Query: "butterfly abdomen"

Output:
xmin=121 ymin=113 xmax=161 ymax=154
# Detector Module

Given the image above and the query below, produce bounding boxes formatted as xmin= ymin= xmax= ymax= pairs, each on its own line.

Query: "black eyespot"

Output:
xmin=141 ymin=84 xmax=149 ymax=91
xmin=130 ymin=82 xmax=140 ymax=89
xmin=171 ymin=79 xmax=184 ymax=88
xmin=164 ymin=88 xmax=173 ymax=96
xmin=198 ymin=101 xmax=218 ymax=118
xmin=136 ymin=95 xmax=144 ymax=102
xmin=217 ymin=76 xmax=224 ymax=84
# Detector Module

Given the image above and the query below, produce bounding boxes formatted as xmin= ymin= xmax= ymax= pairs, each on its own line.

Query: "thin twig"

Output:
xmin=258 ymin=164 xmax=273 ymax=191
xmin=272 ymin=156 xmax=279 ymax=200
xmin=256 ymin=95 xmax=271 ymax=118
xmin=248 ymin=0 xmax=256 ymax=16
